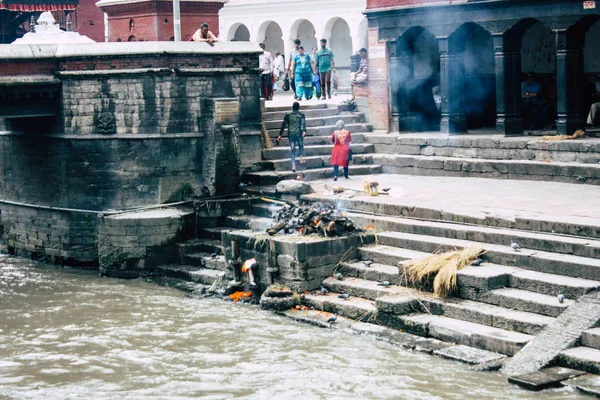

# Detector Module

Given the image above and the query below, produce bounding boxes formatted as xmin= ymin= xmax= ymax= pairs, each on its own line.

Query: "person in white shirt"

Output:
xmin=273 ymin=51 xmax=285 ymax=82
xmin=259 ymin=43 xmax=274 ymax=100
xmin=587 ymin=74 xmax=600 ymax=126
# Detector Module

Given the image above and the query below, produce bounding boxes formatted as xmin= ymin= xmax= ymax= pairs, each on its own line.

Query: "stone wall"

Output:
xmin=0 ymin=42 xmax=263 ymax=265
xmin=98 ymin=208 xmax=195 ymax=278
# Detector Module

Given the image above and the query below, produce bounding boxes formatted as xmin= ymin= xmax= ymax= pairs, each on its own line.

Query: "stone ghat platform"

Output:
xmin=365 ymin=133 xmax=600 ymax=186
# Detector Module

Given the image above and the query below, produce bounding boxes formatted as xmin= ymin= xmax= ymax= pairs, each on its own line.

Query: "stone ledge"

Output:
xmin=0 ymin=75 xmax=59 ymax=86
xmin=56 ymin=68 xmax=172 ymax=78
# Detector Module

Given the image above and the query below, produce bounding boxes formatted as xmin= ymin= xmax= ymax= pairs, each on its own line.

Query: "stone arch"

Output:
xmin=323 ymin=17 xmax=352 ymax=68
xmin=228 ymin=23 xmax=250 ymax=41
xmin=449 ymin=23 xmax=497 ymax=129
xmin=257 ymin=20 xmax=284 ymax=55
xmin=357 ymin=18 xmax=368 ymax=51
xmin=127 ymin=35 xmax=136 ymax=42
xmin=290 ymin=19 xmax=317 ymax=56
xmin=520 ymin=20 xmax=556 ymax=75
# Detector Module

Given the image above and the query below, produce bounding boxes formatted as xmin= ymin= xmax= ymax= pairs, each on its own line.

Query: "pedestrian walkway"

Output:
xmin=305 ymin=174 xmax=600 ymax=226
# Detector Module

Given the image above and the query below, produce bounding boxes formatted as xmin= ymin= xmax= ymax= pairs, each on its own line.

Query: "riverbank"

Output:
xmin=0 ymin=255 xmax=588 ymax=399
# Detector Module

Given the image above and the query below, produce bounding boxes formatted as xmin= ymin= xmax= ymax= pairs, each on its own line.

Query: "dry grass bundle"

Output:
xmin=403 ymin=246 xmax=484 ymax=298
xmin=538 ymin=129 xmax=585 ymax=141
xmin=261 ymin=122 xmax=273 ymax=149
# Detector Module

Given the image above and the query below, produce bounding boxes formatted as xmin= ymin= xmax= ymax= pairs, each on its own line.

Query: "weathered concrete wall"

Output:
xmin=98 ymin=208 xmax=195 ymax=278
xmin=0 ymin=42 xmax=262 ymax=265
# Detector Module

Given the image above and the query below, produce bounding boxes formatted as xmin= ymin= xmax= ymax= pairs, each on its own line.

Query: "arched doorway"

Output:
xmin=228 ymin=23 xmax=250 ymax=41
xmin=393 ymin=27 xmax=440 ymax=132
xmin=325 ymin=17 xmax=352 ymax=68
xmin=449 ymin=23 xmax=496 ymax=130
xmin=290 ymin=19 xmax=317 ymax=56
xmin=519 ymin=21 xmax=556 ymax=129
xmin=258 ymin=21 xmax=284 ymax=55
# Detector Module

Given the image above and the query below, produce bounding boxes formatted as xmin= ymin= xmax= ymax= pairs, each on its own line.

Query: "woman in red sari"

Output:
xmin=331 ymin=120 xmax=351 ymax=181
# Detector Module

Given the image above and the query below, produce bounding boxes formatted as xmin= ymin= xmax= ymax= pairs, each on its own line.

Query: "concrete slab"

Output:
xmin=558 ymin=347 xmax=600 ymax=374
xmin=433 ymin=344 xmax=506 ymax=365
xmin=508 ymin=367 xmax=586 ymax=391
xmin=509 ymin=269 xmax=600 ymax=299
xmin=486 ymin=288 xmax=572 ymax=317
xmin=427 ymin=315 xmax=532 ymax=356
xmin=301 ymin=174 xmax=600 ymax=238
xmin=303 ymin=293 xmax=376 ymax=321
xmin=582 ymin=328 xmax=600 ymax=350
xmin=339 ymin=261 xmax=400 ymax=282
xmin=358 ymin=245 xmax=429 ymax=266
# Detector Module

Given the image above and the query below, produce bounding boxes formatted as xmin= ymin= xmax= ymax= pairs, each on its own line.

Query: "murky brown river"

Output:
xmin=0 ymin=254 xmax=588 ymax=399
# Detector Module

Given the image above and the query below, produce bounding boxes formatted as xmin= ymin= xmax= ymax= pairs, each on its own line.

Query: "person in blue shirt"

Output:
xmin=522 ymin=72 xmax=543 ymax=129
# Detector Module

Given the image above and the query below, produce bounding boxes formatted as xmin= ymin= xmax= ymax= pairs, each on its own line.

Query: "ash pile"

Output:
xmin=266 ymin=202 xmax=361 ymax=237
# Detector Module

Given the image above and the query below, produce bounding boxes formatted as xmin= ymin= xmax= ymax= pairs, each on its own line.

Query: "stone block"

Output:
xmin=434 ymin=345 xmax=506 ymax=365
xmin=509 ymin=367 xmax=586 ymax=391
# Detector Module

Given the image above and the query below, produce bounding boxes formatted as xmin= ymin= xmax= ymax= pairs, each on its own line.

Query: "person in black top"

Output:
xmin=277 ymin=102 xmax=306 ymax=172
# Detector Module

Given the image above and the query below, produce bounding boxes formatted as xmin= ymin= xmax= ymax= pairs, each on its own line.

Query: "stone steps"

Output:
xmin=263 ymin=107 xmax=340 ymax=121
xmin=176 ymin=239 xmax=224 ymax=256
xmin=582 ymin=328 xmax=600 ymax=349
xmin=357 ymin=244 xmax=600 ymax=300
xmin=155 ymin=264 xmax=227 ymax=285
xmin=365 ymin=133 xmax=600 ymax=165
xmin=322 ymin=276 xmax=554 ymax=336
xmin=263 ymin=143 xmax=374 ymax=160
xmin=376 ymin=231 xmax=600 ymax=281
xmin=261 ymin=154 xmax=373 ymax=172
xmin=224 ymin=215 xmax=273 ymax=232
xmin=390 ymin=313 xmax=532 ymax=356
xmin=480 ymin=288 xmax=572 ymax=318
xmin=251 ymin=203 xmax=281 ymax=218
xmin=339 ymin=261 xmax=400 ymax=282
xmin=557 ymin=347 xmax=600 ymax=375
xmin=303 ymin=293 xmax=377 ymax=322
xmin=181 ymin=252 xmax=229 ymax=272
xmin=243 ymin=164 xmax=383 ymax=186
xmin=371 ymin=153 xmax=600 ymax=186
xmin=274 ymin=132 xmax=365 ymax=146
xmin=266 ymin=123 xmax=372 ymax=138
xmin=263 ymin=113 xmax=365 ymax=130
xmin=347 ymin=212 xmax=600 ymax=259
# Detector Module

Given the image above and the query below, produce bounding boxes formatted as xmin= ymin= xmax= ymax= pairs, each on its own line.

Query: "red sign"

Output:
xmin=584 ymin=1 xmax=596 ymax=9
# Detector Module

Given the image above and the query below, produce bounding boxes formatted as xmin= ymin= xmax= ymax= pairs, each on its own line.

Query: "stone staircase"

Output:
xmin=285 ymin=205 xmax=600 ymax=365
xmin=243 ymin=103 xmax=381 ymax=185
xmin=366 ymin=134 xmax=600 ymax=186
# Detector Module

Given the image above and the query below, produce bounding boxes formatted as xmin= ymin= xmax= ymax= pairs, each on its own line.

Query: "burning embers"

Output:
xmin=266 ymin=202 xmax=360 ymax=237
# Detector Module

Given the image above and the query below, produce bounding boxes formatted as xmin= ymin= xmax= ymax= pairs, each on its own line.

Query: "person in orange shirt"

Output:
xmin=191 ymin=22 xmax=217 ymax=46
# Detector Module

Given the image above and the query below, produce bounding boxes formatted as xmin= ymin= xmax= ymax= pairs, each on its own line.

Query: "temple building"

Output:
xmin=219 ymin=0 xmax=368 ymax=91
xmin=363 ymin=0 xmax=600 ymax=135
xmin=0 ymin=0 xmax=80 ymax=43
xmin=97 ymin=0 xmax=227 ymax=42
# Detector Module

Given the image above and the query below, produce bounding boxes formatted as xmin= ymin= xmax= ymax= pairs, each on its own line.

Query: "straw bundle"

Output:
xmin=538 ymin=129 xmax=585 ymax=141
xmin=402 ymin=246 xmax=484 ymax=298
xmin=262 ymin=122 xmax=273 ymax=148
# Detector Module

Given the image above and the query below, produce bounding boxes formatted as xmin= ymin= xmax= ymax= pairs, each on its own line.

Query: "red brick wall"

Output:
xmin=108 ymin=15 xmax=158 ymax=41
xmin=366 ymin=28 xmax=390 ymax=131
xmin=102 ymin=2 xmax=222 ymax=42
xmin=367 ymin=0 xmax=448 ymax=9
xmin=75 ymin=0 xmax=106 ymax=42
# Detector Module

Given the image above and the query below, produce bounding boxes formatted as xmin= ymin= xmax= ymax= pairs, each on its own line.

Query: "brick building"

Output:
xmin=363 ymin=0 xmax=600 ymax=135
xmin=97 ymin=0 xmax=226 ymax=42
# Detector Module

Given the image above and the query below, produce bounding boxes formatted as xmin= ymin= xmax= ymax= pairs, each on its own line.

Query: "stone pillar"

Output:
xmin=390 ymin=52 xmax=414 ymax=132
xmin=556 ymin=30 xmax=585 ymax=135
xmin=438 ymin=37 xmax=466 ymax=134
xmin=493 ymin=34 xmax=523 ymax=136
xmin=199 ymin=97 xmax=241 ymax=196
xmin=366 ymin=28 xmax=390 ymax=131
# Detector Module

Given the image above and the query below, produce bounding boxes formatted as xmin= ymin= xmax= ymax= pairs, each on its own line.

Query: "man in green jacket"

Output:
xmin=316 ymin=38 xmax=335 ymax=100
xmin=277 ymin=102 xmax=306 ymax=172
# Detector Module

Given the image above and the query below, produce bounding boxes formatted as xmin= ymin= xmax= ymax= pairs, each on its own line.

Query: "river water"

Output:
xmin=0 ymin=255 xmax=587 ymax=400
